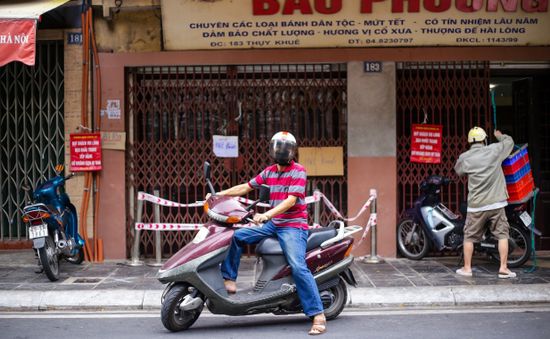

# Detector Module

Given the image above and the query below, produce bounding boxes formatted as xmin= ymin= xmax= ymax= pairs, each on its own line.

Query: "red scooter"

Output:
xmin=158 ymin=162 xmax=362 ymax=332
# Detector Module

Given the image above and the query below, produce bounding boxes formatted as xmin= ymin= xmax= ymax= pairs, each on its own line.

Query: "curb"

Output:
xmin=1 ymin=284 xmax=549 ymax=312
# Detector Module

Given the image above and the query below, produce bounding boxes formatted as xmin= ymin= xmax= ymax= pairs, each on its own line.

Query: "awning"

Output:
xmin=0 ymin=0 xmax=70 ymax=66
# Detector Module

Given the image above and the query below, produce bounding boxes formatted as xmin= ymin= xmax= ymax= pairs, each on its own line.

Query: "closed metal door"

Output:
xmin=0 ymin=40 xmax=65 ymax=243
xmin=397 ymin=62 xmax=491 ymax=220
xmin=127 ymin=64 xmax=347 ymax=258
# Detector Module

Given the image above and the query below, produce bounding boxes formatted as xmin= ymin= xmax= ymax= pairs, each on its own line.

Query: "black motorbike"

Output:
xmin=397 ymin=175 xmax=534 ymax=267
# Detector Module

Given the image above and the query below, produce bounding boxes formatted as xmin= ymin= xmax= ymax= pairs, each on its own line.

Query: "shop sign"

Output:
xmin=411 ymin=124 xmax=442 ymax=164
xmin=70 ymin=133 xmax=103 ymax=171
xmin=161 ymin=0 xmax=550 ymax=50
xmin=0 ymin=19 xmax=36 ymax=66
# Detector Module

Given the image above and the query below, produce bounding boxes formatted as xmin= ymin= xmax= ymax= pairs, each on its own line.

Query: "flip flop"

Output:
xmin=498 ymin=271 xmax=517 ymax=279
xmin=455 ymin=268 xmax=473 ymax=277
xmin=308 ymin=320 xmax=326 ymax=336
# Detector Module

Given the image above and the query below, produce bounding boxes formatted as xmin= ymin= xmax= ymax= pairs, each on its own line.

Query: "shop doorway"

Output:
xmin=126 ymin=64 xmax=348 ymax=258
xmin=396 ymin=61 xmax=492 ymax=226
xmin=0 ymin=40 xmax=65 ymax=247
xmin=490 ymin=68 xmax=550 ymax=249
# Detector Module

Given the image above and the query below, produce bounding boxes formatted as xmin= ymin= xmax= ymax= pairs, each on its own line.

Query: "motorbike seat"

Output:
xmin=255 ymin=227 xmax=338 ymax=255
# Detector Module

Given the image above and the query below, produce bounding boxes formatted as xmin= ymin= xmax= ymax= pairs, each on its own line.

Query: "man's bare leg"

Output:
xmin=456 ymin=241 xmax=474 ymax=276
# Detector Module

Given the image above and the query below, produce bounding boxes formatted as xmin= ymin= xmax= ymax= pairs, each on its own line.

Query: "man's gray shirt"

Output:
xmin=454 ymin=134 xmax=514 ymax=209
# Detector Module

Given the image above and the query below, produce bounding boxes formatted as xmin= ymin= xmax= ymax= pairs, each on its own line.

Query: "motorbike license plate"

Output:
xmin=519 ymin=211 xmax=532 ymax=228
xmin=28 ymin=224 xmax=48 ymax=239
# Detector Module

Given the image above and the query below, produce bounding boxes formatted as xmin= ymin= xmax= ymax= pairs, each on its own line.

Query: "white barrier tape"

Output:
xmin=358 ymin=213 xmax=377 ymax=245
xmin=137 ymin=192 xmax=205 ymax=208
xmin=317 ymin=192 xmax=376 ymax=222
xmin=135 ymin=222 xmax=322 ymax=231
xmin=137 ymin=189 xmax=376 ymax=226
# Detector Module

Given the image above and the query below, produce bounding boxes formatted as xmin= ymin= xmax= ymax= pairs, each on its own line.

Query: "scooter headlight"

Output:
xmin=206 ymin=208 xmax=241 ymax=224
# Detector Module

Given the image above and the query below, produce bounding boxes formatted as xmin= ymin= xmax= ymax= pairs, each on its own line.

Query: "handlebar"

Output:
xmin=64 ymin=173 xmax=75 ymax=181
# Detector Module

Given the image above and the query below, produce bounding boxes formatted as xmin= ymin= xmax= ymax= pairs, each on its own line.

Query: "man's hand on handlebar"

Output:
xmin=252 ymin=213 xmax=270 ymax=224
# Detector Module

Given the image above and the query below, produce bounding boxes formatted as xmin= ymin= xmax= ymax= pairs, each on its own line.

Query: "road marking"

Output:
xmin=1 ymin=305 xmax=550 ymax=319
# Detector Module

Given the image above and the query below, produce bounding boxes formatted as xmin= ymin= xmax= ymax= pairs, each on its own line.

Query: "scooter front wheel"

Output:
xmin=65 ymin=247 xmax=85 ymax=265
xmin=397 ymin=219 xmax=430 ymax=260
xmin=38 ymin=236 xmax=59 ymax=281
xmin=161 ymin=284 xmax=203 ymax=332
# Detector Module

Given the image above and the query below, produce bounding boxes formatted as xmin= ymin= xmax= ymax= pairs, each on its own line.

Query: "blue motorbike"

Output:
xmin=22 ymin=165 xmax=85 ymax=281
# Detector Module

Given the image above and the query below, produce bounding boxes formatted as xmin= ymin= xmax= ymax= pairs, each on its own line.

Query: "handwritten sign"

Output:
xmin=213 ymin=135 xmax=238 ymax=158
xmin=70 ymin=133 xmax=102 ymax=171
xmin=101 ymin=131 xmax=126 ymax=151
xmin=411 ymin=124 xmax=442 ymax=164
xmin=299 ymin=147 xmax=343 ymax=176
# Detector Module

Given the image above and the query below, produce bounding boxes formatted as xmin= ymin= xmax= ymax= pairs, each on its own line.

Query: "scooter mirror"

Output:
xmin=204 ymin=162 xmax=216 ymax=195
xmin=259 ymin=184 xmax=270 ymax=202
xmin=204 ymin=162 xmax=211 ymax=180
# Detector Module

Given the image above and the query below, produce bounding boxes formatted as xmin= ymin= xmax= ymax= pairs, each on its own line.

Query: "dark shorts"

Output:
xmin=463 ymin=208 xmax=510 ymax=242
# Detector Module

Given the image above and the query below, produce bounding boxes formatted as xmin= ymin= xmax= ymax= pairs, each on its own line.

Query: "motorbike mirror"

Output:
xmin=204 ymin=162 xmax=216 ymax=195
xmin=259 ymin=184 xmax=270 ymax=202
xmin=204 ymin=162 xmax=211 ymax=180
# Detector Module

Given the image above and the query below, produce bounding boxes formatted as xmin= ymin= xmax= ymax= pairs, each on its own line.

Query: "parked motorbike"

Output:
xmin=397 ymin=175 xmax=534 ymax=267
xmin=22 ymin=165 xmax=85 ymax=281
xmin=157 ymin=162 xmax=362 ymax=332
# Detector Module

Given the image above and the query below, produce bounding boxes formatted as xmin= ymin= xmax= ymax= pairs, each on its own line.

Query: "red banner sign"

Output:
xmin=411 ymin=124 xmax=442 ymax=164
xmin=0 ymin=19 xmax=36 ymax=67
xmin=70 ymin=133 xmax=102 ymax=172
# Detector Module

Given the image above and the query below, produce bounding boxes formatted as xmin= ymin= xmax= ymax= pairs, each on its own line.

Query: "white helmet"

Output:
xmin=269 ymin=131 xmax=297 ymax=166
xmin=467 ymin=127 xmax=487 ymax=144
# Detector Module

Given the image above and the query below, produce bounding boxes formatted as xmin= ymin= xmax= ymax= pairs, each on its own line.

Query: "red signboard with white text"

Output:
xmin=0 ymin=19 xmax=36 ymax=67
xmin=70 ymin=133 xmax=102 ymax=172
xmin=411 ymin=124 xmax=442 ymax=164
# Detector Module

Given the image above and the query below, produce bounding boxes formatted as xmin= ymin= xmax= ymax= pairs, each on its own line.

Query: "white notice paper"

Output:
xmin=213 ymin=135 xmax=238 ymax=158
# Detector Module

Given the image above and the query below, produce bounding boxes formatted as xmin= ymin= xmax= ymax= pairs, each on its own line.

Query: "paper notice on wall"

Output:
xmin=411 ymin=124 xmax=442 ymax=164
xmin=213 ymin=135 xmax=238 ymax=158
xmin=106 ymin=99 xmax=121 ymax=119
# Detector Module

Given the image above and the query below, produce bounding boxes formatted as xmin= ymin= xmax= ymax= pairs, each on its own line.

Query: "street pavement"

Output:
xmin=1 ymin=249 xmax=549 ymax=311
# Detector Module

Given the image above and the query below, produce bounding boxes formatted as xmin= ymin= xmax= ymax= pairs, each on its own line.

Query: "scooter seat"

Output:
xmin=255 ymin=228 xmax=338 ymax=255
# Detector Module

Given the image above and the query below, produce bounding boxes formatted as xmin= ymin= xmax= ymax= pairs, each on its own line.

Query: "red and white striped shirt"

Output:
xmin=248 ymin=161 xmax=308 ymax=230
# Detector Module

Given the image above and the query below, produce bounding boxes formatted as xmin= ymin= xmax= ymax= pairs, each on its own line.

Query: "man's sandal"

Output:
xmin=308 ymin=319 xmax=326 ymax=335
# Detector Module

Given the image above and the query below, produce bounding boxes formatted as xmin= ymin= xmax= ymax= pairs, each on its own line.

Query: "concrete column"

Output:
xmin=347 ymin=61 xmax=397 ymax=257
xmin=63 ymin=28 xmax=95 ymax=239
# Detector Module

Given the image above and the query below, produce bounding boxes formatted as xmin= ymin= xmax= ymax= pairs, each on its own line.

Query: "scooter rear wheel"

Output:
xmin=489 ymin=223 xmax=531 ymax=268
xmin=322 ymin=278 xmax=348 ymax=320
xmin=397 ymin=219 xmax=430 ymax=260
xmin=161 ymin=284 xmax=203 ymax=332
xmin=38 ymin=236 xmax=59 ymax=281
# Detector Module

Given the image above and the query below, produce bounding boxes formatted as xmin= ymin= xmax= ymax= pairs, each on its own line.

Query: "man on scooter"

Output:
xmin=206 ymin=131 xmax=327 ymax=335
xmin=454 ymin=127 xmax=516 ymax=278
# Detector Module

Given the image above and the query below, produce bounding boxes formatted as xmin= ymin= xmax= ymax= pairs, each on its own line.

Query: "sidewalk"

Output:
xmin=1 ymin=249 xmax=549 ymax=311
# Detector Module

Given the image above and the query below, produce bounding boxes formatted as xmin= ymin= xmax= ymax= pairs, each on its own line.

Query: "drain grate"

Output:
xmin=62 ymin=277 xmax=106 ymax=285
xmin=73 ymin=278 xmax=102 ymax=284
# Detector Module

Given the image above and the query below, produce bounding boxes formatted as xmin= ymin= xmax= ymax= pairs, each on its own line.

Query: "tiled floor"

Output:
xmin=1 ymin=250 xmax=549 ymax=291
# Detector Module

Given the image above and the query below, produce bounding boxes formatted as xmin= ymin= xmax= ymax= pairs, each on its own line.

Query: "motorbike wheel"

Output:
xmin=38 ymin=236 xmax=60 ymax=281
xmin=397 ymin=219 xmax=430 ymax=260
xmin=65 ymin=247 xmax=84 ymax=265
xmin=321 ymin=278 xmax=348 ymax=321
xmin=161 ymin=284 xmax=203 ymax=332
xmin=490 ymin=223 xmax=531 ymax=268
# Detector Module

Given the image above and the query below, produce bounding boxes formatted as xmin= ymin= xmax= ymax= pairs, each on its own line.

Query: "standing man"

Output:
xmin=454 ymin=127 xmax=516 ymax=278
xmin=212 ymin=131 xmax=326 ymax=335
